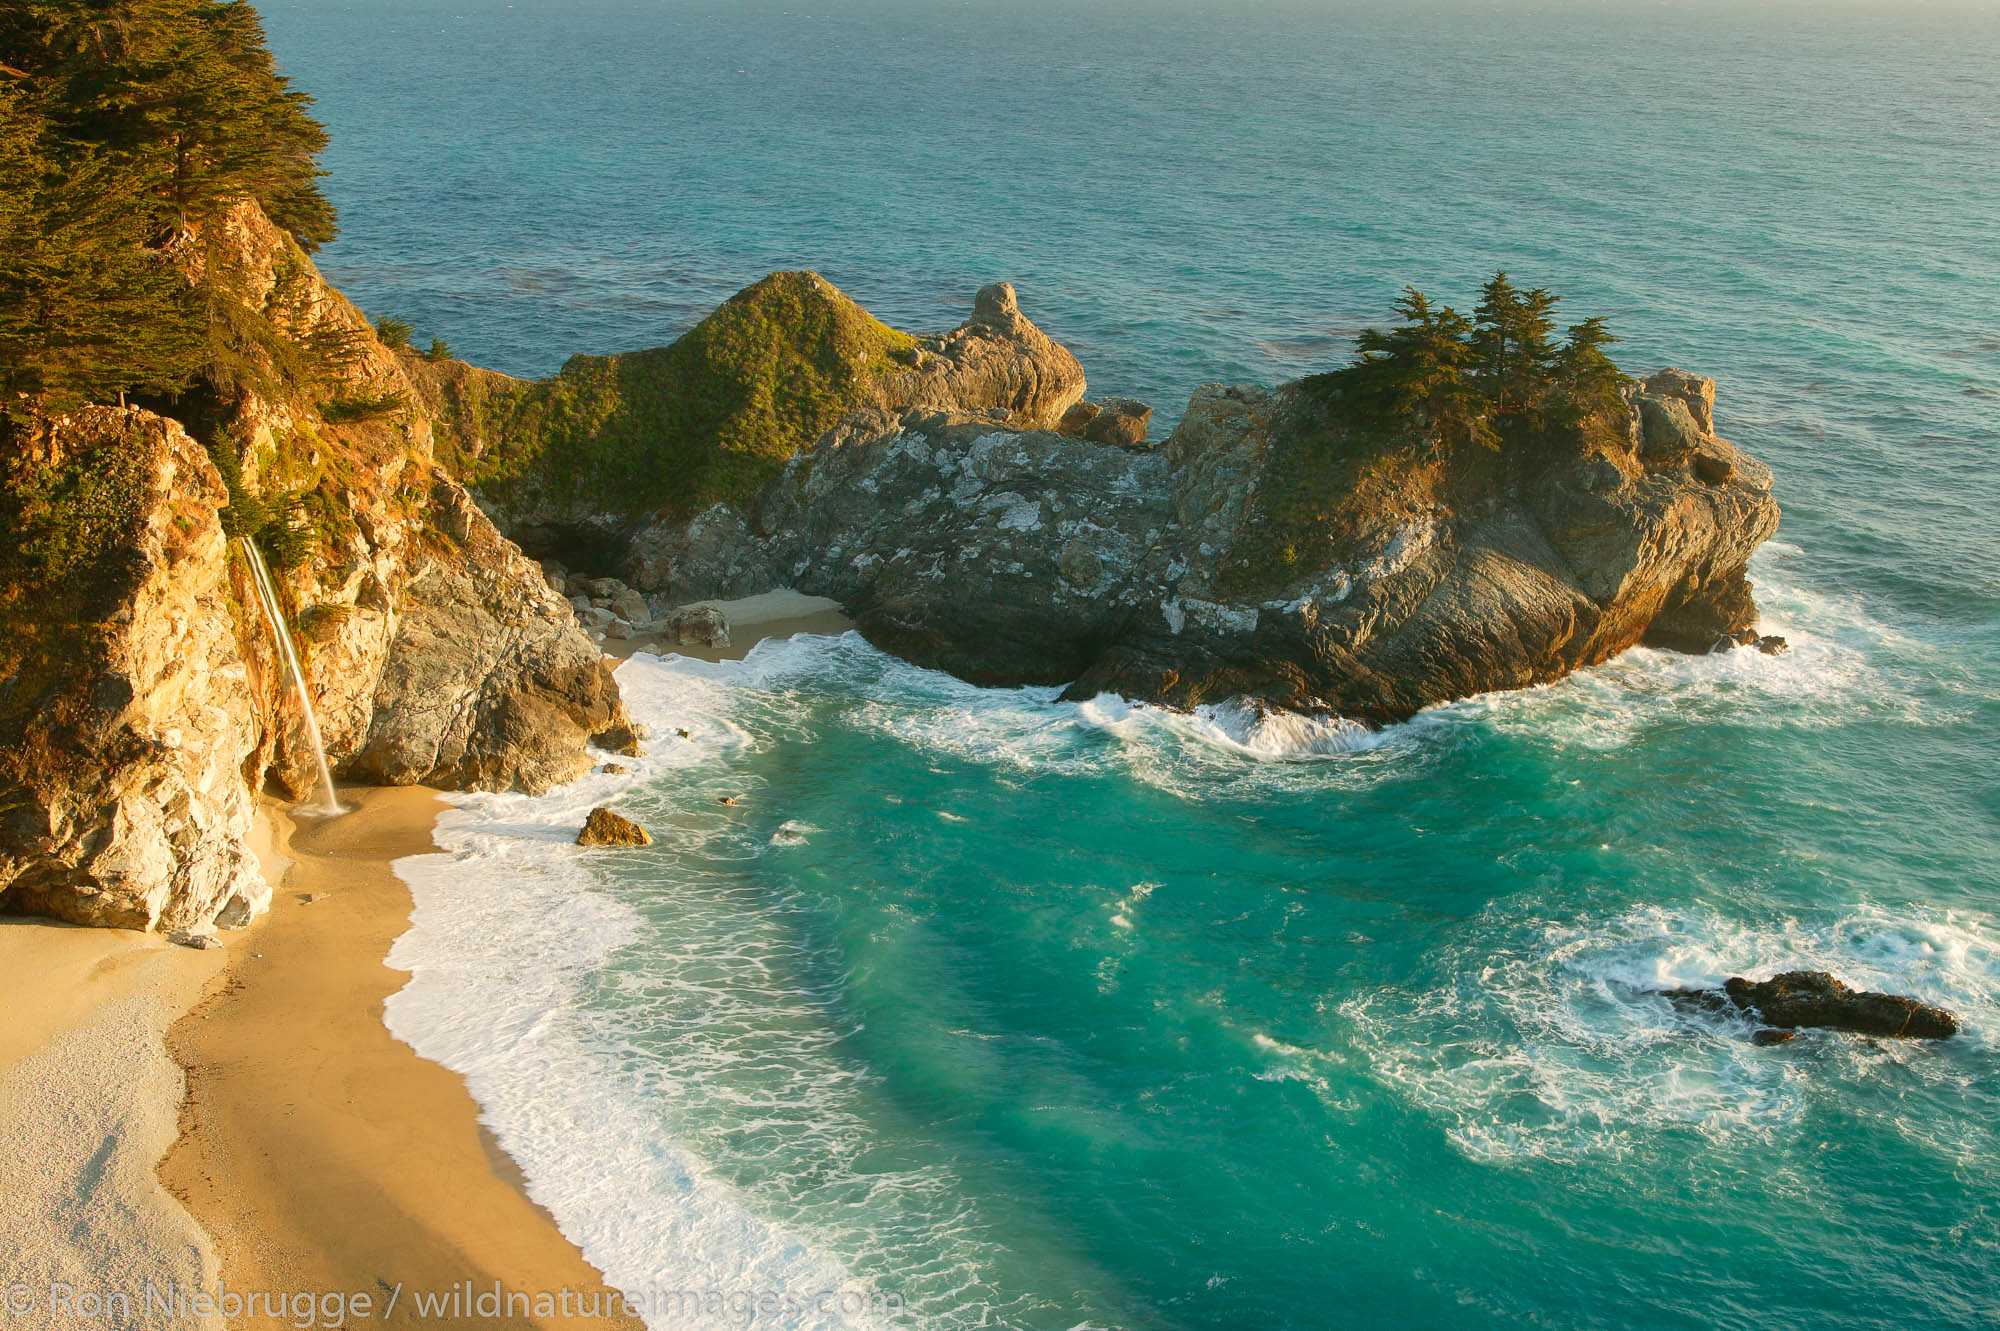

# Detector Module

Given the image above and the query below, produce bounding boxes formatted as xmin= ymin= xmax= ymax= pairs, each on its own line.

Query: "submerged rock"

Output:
xmin=577 ymin=808 xmax=652 ymax=847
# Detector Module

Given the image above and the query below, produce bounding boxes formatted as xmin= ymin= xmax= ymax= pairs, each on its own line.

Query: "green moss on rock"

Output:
xmin=456 ymin=271 xmax=917 ymax=519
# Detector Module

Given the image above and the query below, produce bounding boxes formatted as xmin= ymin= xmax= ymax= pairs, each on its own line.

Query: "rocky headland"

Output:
xmin=2 ymin=205 xmax=1782 ymax=937
xmin=1 ymin=203 xmax=634 ymax=933
xmin=461 ymin=280 xmax=1780 ymax=725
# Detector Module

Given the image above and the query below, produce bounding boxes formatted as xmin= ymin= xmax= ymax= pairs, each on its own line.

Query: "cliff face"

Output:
xmin=617 ymin=337 xmax=1780 ymax=721
xmin=0 ymin=409 xmax=265 ymax=931
xmin=0 ymin=203 xmax=634 ymax=932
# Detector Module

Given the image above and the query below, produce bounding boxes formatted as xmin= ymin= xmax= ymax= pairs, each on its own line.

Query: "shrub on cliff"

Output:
xmin=372 ymin=315 xmax=415 ymax=351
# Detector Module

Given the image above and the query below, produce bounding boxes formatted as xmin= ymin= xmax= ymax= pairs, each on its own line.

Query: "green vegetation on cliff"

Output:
xmin=1221 ymin=275 xmax=1632 ymax=597
xmin=0 ymin=415 xmax=160 ymax=742
xmin=446 ymin=271 xmax=917 ymax=519
xmin=0 ymin=0 xmax=335 ymax=416
xmin=1310 ymin=272 xmax=1629 ymax=451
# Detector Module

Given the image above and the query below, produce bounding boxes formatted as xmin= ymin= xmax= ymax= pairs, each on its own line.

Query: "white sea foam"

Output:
xmin=609 ymin=560 xmax=1884 ymax=798
xmin=385 ymin=728 xmax=901 ymax=1329
xmin=1341 ymin=898 xmax=1998 ymax=1167
xmin=770 ymin=819 xmax=819 ymax=846
xmin=384 ymin=548 xmax=1948 ymax=1315
xmin=386 ymin=642 xmax=1092 ymax=1330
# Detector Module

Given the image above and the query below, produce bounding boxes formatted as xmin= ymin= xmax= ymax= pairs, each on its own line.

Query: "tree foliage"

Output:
xmin=372 ymin=314 xmax=413 ymax=351
xmin=0 ymin=0 xmax=336 ymax=416
xmin=1314 ymin=272 xmax=1631 ymax=452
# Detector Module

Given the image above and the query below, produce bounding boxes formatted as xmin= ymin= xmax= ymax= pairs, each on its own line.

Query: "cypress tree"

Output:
xmin=1339 ymin=287 xmax=1496 ymax=451
xmin=1472 ymin=270 xmax=1559 ymax=417
xmin=1324 ymin=277 xmax=1628 ymax=457
xmin=0 ymin=0 xmax=337 ymax=418
xmin=1552 ymin=315 xmax=1629 ymax=419
xmin=0 ymin=82 xmax=204 ymax=413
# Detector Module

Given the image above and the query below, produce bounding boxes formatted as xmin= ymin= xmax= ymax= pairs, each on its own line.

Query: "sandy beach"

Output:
xmin=0 ymin=592 xmax=853 ymax=1330
xmin=0 ymin=919 xmax=228 ymax=1328
xmin=159 ymin=786 xmax=642 ymax=1330
xmin=604 ymin=590 xmax=852 ymax=664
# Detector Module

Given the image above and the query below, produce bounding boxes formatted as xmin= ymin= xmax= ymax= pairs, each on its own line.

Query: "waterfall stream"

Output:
xmin=241 ymin=537 xmax=344 ymax=816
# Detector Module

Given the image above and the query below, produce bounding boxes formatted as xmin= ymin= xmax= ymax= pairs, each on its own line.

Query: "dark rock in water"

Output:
xmin=601 ymin=763 xmax=628 ymax=775
xmin=577 ymin=808 xmax=652 ymax=847
xmin=1660 ymin=986 xmax=1734 ymax=1015
xmin=1751 ymin=1028 xmax=1799 ymax=1047
xmin=1724 ymin=971 xmax=1956 ymax=1039
xmin=1662 ymin=971 xmax=1956 ymax=1040
xmin=1757 ymin=635 xmax=1790 ymax=656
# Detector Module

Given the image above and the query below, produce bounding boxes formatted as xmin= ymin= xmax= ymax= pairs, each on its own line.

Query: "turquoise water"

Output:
xmin=270 ymin=3 xmax=2000 ymax=1327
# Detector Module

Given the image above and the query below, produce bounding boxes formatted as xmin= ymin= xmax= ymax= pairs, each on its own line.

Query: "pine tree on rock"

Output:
xmin=1472 ymin=270 xmax=1559 ymax=419
xmin=1343 ymin=286 xmax=1497 ymax=451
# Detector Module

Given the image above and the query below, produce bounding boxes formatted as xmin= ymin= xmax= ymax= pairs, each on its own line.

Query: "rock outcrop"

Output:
xmin=1726 ymin=972 xmax=1958 ymax=1039
xmin=0 ymin=409 xmax=266 ymax=932
xmin=346 ymin=479 xmax=637 ymax=791
xmin=577 ymin=807 xmax=652 ymax=847
xmin=435 ymin=276 xmax=1085 ymax=552
xmin=609 ymin=353 xmax=1781 ymax=721
xmin=1057 ymin=397 xmax=1155 ymax=449
xmin=1666 ymin=971 xmax=1958 ymax=1040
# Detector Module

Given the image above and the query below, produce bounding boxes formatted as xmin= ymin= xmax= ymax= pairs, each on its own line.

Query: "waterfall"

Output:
xmin=240 ymin=537 xmax=344 ymax=816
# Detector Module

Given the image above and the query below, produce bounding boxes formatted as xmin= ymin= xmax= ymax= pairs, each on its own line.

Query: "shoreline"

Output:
xmin=52 ymin=592 xmax=854 ymax=1330
xmin=0 ymin=595 xmax=855 ymax=1330
xmin=602 ymin=589 xmax=852 ymax=665
xmin=159 ymin=785 xmax=643 ymax=1330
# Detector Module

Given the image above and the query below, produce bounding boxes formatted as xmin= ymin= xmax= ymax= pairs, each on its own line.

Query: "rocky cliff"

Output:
xmin=605 ymin=312 xmax=1780 ymax=722
xmin=0 ymin=202 xmax=634 ymax=932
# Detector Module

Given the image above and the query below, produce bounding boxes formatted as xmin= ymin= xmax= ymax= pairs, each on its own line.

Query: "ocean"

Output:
xmin=261 ymin=2 xmax=2000 ymax=1327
